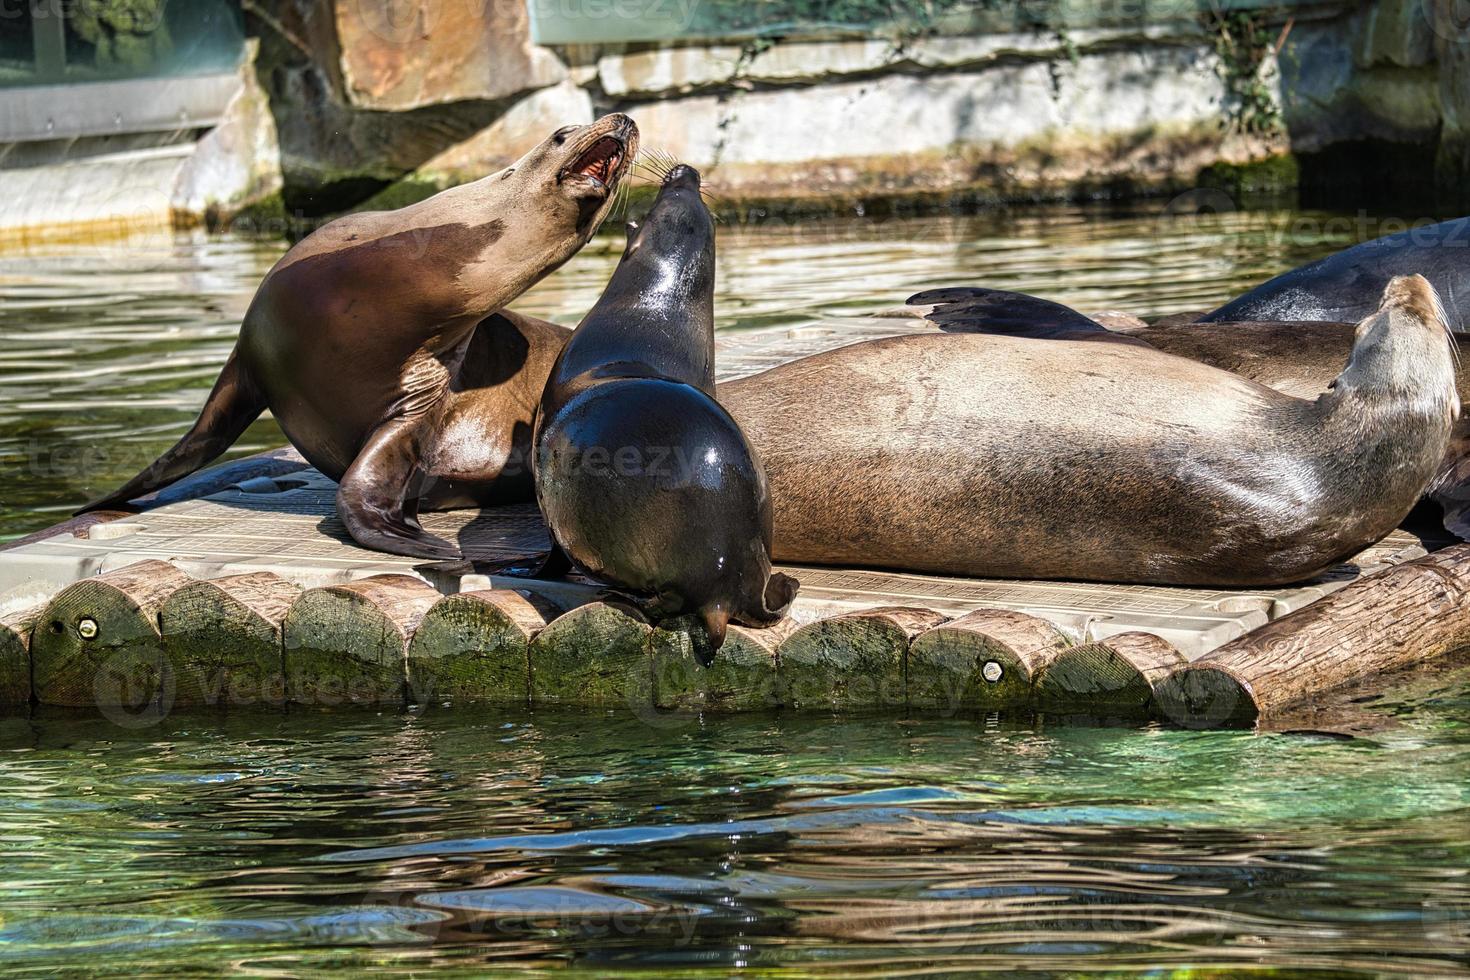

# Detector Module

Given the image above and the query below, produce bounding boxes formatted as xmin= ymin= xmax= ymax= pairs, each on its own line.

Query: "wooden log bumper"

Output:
xmin=1034 ymin=631 xmax=1186 ymax=716
xmin=30 ymin=560 xmax=194 ymax=710
xmin=1156 ymin=543 xmax=1470 ymax=728
xmin=0 ymin=602 xmax=43 ymax=707
xmin=907 ymin=609 xmax=1071 ymax=712
xmin=778 ymin=607 xmax=948 ymax=710
xmin=406 ymin=589 xmax=558 ymax=704
xmin=283 ymin=575 xmax=441 ymax=707
xmin=529 ymin=601 xmax=653 ymax=708
xmin=649 ymin=616 xmax=796 ymax=712
xmin=160 ymin=572 xmax=301 ymax=709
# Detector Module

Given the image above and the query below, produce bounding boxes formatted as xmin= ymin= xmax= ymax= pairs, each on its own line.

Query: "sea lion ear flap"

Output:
xmin=906 ymin=285 xmax=1142 ymax=345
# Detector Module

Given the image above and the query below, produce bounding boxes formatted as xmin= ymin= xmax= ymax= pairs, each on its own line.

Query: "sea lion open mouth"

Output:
xmin=564 ymin=136 xmax=625 ymax=191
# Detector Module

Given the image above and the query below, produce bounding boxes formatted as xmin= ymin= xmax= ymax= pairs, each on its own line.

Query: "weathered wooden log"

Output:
xmin=283 ymin=575 xmax=440 ymax=707
xmin=649 ymin=615 xmax=796 ymax=712
xmin=0 ymin=603 xmax=43 ymax=707
xmin=1156 ymin=543 xmax=1470 ymax=728
xmin=779 ymin=607 xmax=948 ymax=710
xmin=30 ymin=560 xmax=193 ymax=709
xmin=159 ymin=572 xmax=301 ymax=708
xmin=907 ymin=609 xmax=1071 ymax=711
xmin=406 ymin=589 xmax=559 ymax=704
xmin=1034 ymin=631 xmax=1186 ymax=715
xmin=528 ymin=601 xmax=652 ymax=708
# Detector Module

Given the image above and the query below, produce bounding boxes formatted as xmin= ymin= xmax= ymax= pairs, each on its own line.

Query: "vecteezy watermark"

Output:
xmin=1423 ymin=0 xmax=1470 ymax=45
xmin=504 ymin=443 xmax=716 ymax=486
xmin=1156 ymin=189 xmax=1470 ymax=251
xmin=0 ymin=0 xmax=168 ymax=33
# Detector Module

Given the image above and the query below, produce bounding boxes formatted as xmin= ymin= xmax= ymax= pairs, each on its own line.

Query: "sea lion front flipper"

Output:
xmin=336 ymin=421 xmax=462 ymax=560
xmin=459 ymin=542 xmax=573 ymax=580
xmin=907 ymin=286 xmax=1147 ymax=346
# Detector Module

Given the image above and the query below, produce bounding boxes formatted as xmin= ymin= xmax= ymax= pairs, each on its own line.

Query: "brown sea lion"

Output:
xmin=82 ymin=114 xmax=639 ymax=559
xmin=915 ymin=285 xmax=1470 ymax=539
xmin=533 ymin=166 xmax=797 ymax=659
xmin=719 ymin=276 xmax=1459 ymax=586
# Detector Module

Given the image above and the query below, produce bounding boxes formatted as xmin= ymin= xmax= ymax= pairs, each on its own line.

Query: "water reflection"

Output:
xmin=0 ymin=205 xmax=1412 ymax=539
xmin=0 ymin=693 xmax=1465 ymax=973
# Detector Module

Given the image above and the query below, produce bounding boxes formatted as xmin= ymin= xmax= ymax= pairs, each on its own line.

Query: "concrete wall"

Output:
xmin=238 ymin=0 xmax=1465 ymax=218
xmin=2 ymin=0 xmax=1466 ymax=240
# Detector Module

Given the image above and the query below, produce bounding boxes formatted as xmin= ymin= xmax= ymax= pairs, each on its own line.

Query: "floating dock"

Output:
xmin=3 ymin=321 xmax=1468 ymax=728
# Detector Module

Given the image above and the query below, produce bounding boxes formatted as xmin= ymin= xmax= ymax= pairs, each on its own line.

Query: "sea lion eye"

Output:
xmin=502 ymin=168 xmax=516 ymax=180
xmin=552 ymin=126 xmax=578 ymax=145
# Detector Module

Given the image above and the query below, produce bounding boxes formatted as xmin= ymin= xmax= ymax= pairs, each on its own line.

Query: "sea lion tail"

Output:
xmin=906 ymin=286 xmax=1146 ymax=345
xmin=78 ymin=349 xmax=268 ymax=514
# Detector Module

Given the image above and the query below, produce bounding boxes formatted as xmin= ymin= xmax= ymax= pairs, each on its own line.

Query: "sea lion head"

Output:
xmin=486 ymin=113 xmax=640 ymax=285
xmin=1341 ymin=274 xmax=1459 ymax=420
xmin=612 ymin=164 xmax=716 ymax=311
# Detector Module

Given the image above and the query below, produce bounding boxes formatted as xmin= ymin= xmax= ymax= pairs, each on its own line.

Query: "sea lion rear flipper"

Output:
xmin=1430 ymin=437 xmax=1470 ymax=541
xmin=336 ymin=420 xmax=462 ymax=560
xmin=907 ymin=286 xmax=1147 ymax=345
xmin=79 ymin=349 xmax=268 ymax=513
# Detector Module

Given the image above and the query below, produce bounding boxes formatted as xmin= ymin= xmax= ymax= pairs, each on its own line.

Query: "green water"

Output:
xmin=0 ymin=689 xmax=1467 ymax=975
xmin=1 ymin=205 xmax=1468 ymax=974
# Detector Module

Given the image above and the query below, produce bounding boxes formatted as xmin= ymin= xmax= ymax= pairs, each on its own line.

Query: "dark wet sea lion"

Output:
xmin=534 ymin=166 xmax=797 ymax=659
xmin=719 ymin=276 xmax=1458 ymax=586
xmin=1200 ymin=216 xmax=1470 ymax=329
xmin=82 ymin=114 xmax=639 ymax=559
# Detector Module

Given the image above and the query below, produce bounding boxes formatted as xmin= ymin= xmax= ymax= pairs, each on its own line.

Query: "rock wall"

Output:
xmin=196 ymin=0 xmax=1470 ymax=223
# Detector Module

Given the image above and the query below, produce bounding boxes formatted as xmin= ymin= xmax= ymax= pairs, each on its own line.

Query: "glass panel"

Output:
xmin=528 ymin=0 xmax=1312 ymax=45
xmin=0 ymin=0 xmax=244 ymax=87
xmin=0 ymin=4 xmax=36 ymax=84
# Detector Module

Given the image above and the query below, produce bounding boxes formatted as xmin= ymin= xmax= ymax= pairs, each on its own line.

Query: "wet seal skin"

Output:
xmin=82 ymin=114 xmax=639 ymax=559
xmin=919 ymin=279 xmax=1470 ymax=542
xmin=533 ymin=165 xmax=797 ymax=662
xmin=718 ymin=275 xmax=1459 ymax=586
xmin=1201 ymin=216 xmax=1470 ymax=331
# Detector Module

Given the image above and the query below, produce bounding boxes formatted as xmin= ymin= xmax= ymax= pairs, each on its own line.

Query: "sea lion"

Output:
xmin=82 ymin=114 xmax=639 ymax=559
xmin=1200 ymin=216 xmax=1470 ymax=329
xmin=533 ymin=165 xmax=798 ymax=659
xmin=719 ymin=275 xmax=1458 ymax=586
xmin=916 ymin=284 xmax=1470 ymax=538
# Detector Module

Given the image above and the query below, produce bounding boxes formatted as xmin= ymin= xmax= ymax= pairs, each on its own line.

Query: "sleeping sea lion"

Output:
xmin=82 ymin=114 xmax=639 ymax=559
xmin=719 ymin=276 xmax=1459 ymax=585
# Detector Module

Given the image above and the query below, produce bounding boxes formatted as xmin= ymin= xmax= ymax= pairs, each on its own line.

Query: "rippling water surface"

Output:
xmin=1 ymin=206 xmax=1468 ymax=974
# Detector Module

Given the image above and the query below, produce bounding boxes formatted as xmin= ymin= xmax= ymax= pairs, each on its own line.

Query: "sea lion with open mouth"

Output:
xmin=533 ymin=165 xmax=798 ymax=661
xmin=83 ymin=114 xmax=639 ymax=559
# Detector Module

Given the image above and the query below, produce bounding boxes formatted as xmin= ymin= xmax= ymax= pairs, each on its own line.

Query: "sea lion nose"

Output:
xmin=664 ymin=164 xmax=701 ymax=190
